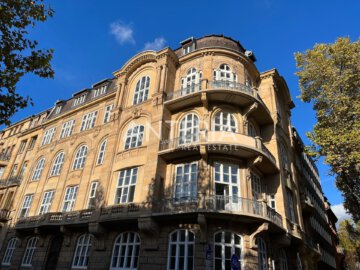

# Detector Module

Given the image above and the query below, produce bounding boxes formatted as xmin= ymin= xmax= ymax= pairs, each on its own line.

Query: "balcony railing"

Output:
xmin=154 ymin=195 xmax=283 ymax=228
xmin=209 ymin=80 xmax=255 ymax=96
xmin=0 ymin=153 xmax=10 ymax=161
xmin=255 ymin=139 xmax=277 ymax=165
xmin=0 ymin=209 xmax=11 ymax=222
xmin=160 ymin=134 xmax=199 ymax=151
xmin=0 ymin=176 xmax=22 ymax=188
xmin=165 ymin=83 xmax=202 ymax=101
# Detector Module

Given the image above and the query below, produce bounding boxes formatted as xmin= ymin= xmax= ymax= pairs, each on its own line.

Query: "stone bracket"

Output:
xmin=249 ymin=222 xmax=269 ymax=249
xmin=89 ymin=222 xmax=106 ymax=251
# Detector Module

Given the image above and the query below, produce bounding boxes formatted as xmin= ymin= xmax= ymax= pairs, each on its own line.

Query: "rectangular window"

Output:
xmin=286 ymin=188 xmax=296 ymax=222
xmin=55 ymin=105 xmax=62 ymax=114
xmin=59 ymin=119 xmax=75 ymax=139
xmin=62 ymin=186 xmax=78 ymax=212
xmin=268 ymin=194 xmax=276 ymax=210
xmin=41 ymin=127 xmax=56 ymax=146
xmin=39 ymin=190 xmax=55 ymax=215
xmin=20 ymin=194 xmax=33 ymax=218
xmin=0 ymin=166 xmax=5 ymax=179
xmin=4 ymin=191 xmax=14 ymax=210
xmin=93 ymin=85 xmax=107 ymax=98
xmin=174 ymin=162 xmax=198 ymax=201
xmin=103 ymin=104 xmax=114 ymax=123
xmin=18 ymin=162 xmax=27 ymax=181
xmin=9 ymin=164 xmax=18 ymax=178
xmin=80 ymin=111 xmax=98 ymax=131
xmin=87 ymin=181 xmax=98 ymax=209
xmin=73 ymin=94 xmax=86 ymax=106
xmin=115 ymin=168 xmax=138 ymax=204
xmin=18 ymin=140 xmax=27 ymax=154
xmin=251 ymin=173 xmax=261 ymax=200
xmin=28 ymin=136 xmax=37 ymax=150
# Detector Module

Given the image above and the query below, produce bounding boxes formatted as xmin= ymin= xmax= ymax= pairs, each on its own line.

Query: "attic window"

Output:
xmin=181 ymin=37 xmax=196 ymax=55
xmin=73 ymin=94 xmax=86 ymax=106
xmin=55 ymin=105 xmax=62 ymax=114
xmin=93 ymin=85 xmax=107 ymax=98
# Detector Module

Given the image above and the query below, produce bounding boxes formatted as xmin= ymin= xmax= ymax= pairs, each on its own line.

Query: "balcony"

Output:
xmin=154 ymin=195 xmax=284 ymax=229
xmin=0 ymin=153 xmax=11 ymax=165
xmin=0 ymin=209 xmax=11 ymax=222
xmin=0 ymin=176 xmax=21 ymax=189
xmin=159 ymin=131 xmax=278 ymax=173
xmin=164 ymin=81 xmax=273 ymax=125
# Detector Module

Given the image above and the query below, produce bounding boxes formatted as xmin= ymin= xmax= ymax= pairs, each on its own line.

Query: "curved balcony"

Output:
xmin=159 ymin=131 xmax=278 ymax=173
xmin=153 ymin=195 xmax=284 ymax=229
xmin=164 ymin=80 xmax=273 ymax=125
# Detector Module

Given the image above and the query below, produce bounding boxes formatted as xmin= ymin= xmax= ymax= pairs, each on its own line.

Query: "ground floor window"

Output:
xmin=72 ymin=234 xmax=92 ymax=268
xmin=279 ymin=249 xmax=288 ymax=270
xmin=257 ymin=237 xmax=268 ymax=270
xmin=2 ymin=238 xmax=17 ymax=266
xmin=110 ymin=232 xmax=140 ymax=270
xmin=21 ymin=237 xmax=38 ymax=266
xmin=214 ymin=231 xmax=242 ymax=270
xmin=167 ymin=229 xmax=195 ymax=270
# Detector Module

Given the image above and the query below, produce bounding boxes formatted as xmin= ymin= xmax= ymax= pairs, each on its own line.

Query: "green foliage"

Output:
xmin=0 ymin=0 xmax=54 ymax=126
xmin=338 ymin=220 xmax=360 ymax=269
xmin=295 ymin=38 xmax=360 ymax=221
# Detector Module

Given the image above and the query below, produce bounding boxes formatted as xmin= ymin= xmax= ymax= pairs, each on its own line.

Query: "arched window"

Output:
xmin=167 ymin=230 xmax=194 ymax=270
xmin=214 ymin=231 xmax=242 ymax=270
xmin=256 ymin=237 xmax=268 ymax=270
xmin=181 ymin=68 xmax=202 ymax=95
xmin=178 ymin=113 xmax=199 ymax=145
xmin=248 ymin=122 xmax=257 ymax=137
xmin=72 ymin=145 xmax=88 ymax=170
xmin=214 ymin=111 xmax=237 ymax=132
xmin=72 ymin=234 xmax=92 ymax=268
xmin=2 ymin=238 xmax=17 ymax=266
xmin=133 ymin=76 xmax=150 ymax=105
xmin=110 ymin=232 xmax=140 ymax=270
xmin=21 ymin=237 xmax=38 ymax=267
xmin=50 ymin=152 xmax=65 ymax=176
xmin=125 ymin=125 xmax=144 ymax=150
xmin=96 ymin=139 xmax=108 ymax=165
xmin=31 ymin=157 xmax=45 ymax=180
xmin=213 ymin=64 xmax=237 ymax=83
xmin=279 ymin=249 xmax=288 ymax=270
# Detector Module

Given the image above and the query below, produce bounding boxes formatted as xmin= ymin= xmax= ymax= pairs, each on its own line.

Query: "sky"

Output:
xmin=6 ymin=0 xmax=358 ymax=222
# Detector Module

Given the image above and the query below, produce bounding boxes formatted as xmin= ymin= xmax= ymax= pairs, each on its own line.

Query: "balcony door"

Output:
xmin=174 ymin=162 xmax=198 ymax=201
xmin=178 ymin=113 xmax=199 ymax=145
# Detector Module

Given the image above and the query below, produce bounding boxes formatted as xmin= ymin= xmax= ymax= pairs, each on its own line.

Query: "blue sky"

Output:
xmin=7 ymin=0 xmax=359 ymax=219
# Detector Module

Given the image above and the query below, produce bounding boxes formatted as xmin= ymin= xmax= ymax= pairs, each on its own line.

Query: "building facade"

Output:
xmin=0 ymin=35 xmax=339 ymax=270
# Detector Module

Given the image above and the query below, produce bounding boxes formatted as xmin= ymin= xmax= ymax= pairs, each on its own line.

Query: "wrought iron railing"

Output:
xmin=0 ymin=153 xmax=11 ymax=161
xmin=0 ymin=209 xmax=11 ymax=221
xmin=209 ymin=80 xmax=254 ymax=96
xmin=160 ymin=134 xmax=199 ymax=151
xmin=165 ymin=83 xmax=202 ymax=101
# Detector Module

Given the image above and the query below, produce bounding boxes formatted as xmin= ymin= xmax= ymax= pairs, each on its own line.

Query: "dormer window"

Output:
xmin=93 ymin=85 xmax=107 ymax=98
xmin=55 ymin=105 xmax=62 ymax=114
xmin=73 ymin=94 xmax=86 ymax=107
xmin=181 ymin=37 xmax=196 ymax=56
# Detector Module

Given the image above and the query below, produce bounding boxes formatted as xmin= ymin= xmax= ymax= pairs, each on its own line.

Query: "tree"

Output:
xmin=295 ymin=38 xmax=360 ymax=221
xmin=0 ymin=0 xmax=54 ymax=126
xmin=338 ymin=220 xmax=360 ymax=270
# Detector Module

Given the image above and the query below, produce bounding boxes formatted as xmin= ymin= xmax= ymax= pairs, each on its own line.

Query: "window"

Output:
xmin=73 ymin=94 xmax=86 ymax=106
xmin=125 ymin=125 xmax=144 ymax=150
xmin=18 ymin=140 xmax=27 ymax=154
xmin=41 ymin=127 xmax=56 ymax=146
xmin=251 ymin=173 xmax=261 ymax=200
xmin=50 ymin=152 xmax=65 ymax=176
xmin=214 ymin=231 xmax=242 ymax=270
xmin=62 ymin=186 xmax=78 ymax=212
xmin=174 ymin=162 xmax=198 ymax=201
xmin=115 ymin=168 xmax=138 ymax=204
xmin=279 ymin=249 xmax=288 ymax=270
xmin=93 ymin=85 xmax=107 ymax=98
xmin=60 ymin=119 xmax=75 ymax=139
xmin=103 ymin=104 xmax=114 ymax=123
xmin=257 ymin=238 xmax=267 ymax=270
xmin=268 ymin=194 xmax=276 ymax=210
xmin=110 ymin=232 xmax=140 ymax=270
xmin=180 ymin=68 xmax=202 ymax=95
xmin=72 ymin=234 xmax=92 ymax=268
xmin=80 ymin=111 xmax=98 ymax=131
xmin=279 ymin=144 xmax=288 ymax=171
xmin=0 ymin=166 xmax=4 ymax=179
xmin=248 ymin=122 xmax=257 ymax=137
xmin=28 ymin=136 xmax=37 ymax=150
xmin=31 ymin=157 xmax=45 ymax=180
xmin=133 ymin=76 xmax=150 ymax=105
xmin=20 ymin=194 xmax=33 ymax=217
xmin=18 ymin=162 xmax=27 ymax=180
xmin=55 ymin=105 xmax=62 ymax=114
xmin=286 ymin=188 xmax=295 ymax=222
xmin=96 ymin=140 xmax=107 ymax=165
xmin=214 ymin=64 xmax=237 ymax=82
xmin=72 ymin=145 xmax=88 ymax=170
xmin=182 ymin=43 xmax=195 ymax=55
xmin=2 ymin=238 xmax=17 ymax=266
xmin=38 ymin=190 xmax=55 ymax=215
xmin=214 ymin=111 xmax=237 ymax=132
xmin=9 ymin=164 xmax=18 ymax=178
xmin=178 ymin=113 xmax=199 ymax=145
xmin=167 ymin=230 xmax=194 ymax=270
xmin=87 ymin=182 xmax=98 ymax=209
xmin=21 ymin=237 xmax=38 ymax=267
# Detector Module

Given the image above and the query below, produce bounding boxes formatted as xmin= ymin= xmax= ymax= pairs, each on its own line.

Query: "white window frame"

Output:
xmin=125 ymin=125 xmax=144 ymax=150
xmin=178 ymin=113 xmax=199 ymax=145
xmin=31 ymin=158 xmax=45 ymax=180
xmin=21 ymin=237 xmax=38 ymax=267
xmin=55 ymin=105 xmax=62 ymax=114
xmin=72 ymin=234 xmax=92 ymax=269
xmin=72 ymin=145 xmax=88 ymax=170
xmin=213 ymin=111 xmax=237 ymax=132
xmin=133 ymin=76 xmax=150 ymax=105
xmin=50 ymin=152 xmax=65 ymax=176
xmin=38 ymin=190 xmax=55 ymax=215
xmin=110 ymin=232 xmax=140 ymax=270
xmin=60 ymin=119 xmax=75 ymax=139
xmin=73 ymin=94 xmax=86 ymax=107
xmin=174 ymin=162 xmax=198 ymax=201
xmin=80 ymin=111 xmax=98 ymax=131
xmin=62 ymin=186 xmax=78 ymax=212
xmin=268 ymin=193 xmax=276 ymax=210
xmin=214 ymin=64 xmax=237 ymax=82
xmin=115 ymin=168 xmax=138 ymax=204
xmin=20 ymin=194 xmax=33 ymax=217
xmin=257 ymin=237 xmax=268 ymax=270
xmin=103 ymin=104 xmax=114 ymax=123
xmin=87 ymin=181 xmax=98 ymax=209
xmin=2 ymin=238 xmax=17 ymax=266
xmin=96 ymin=139 xmax=108 ymax=165
xmin=18 ymin=140 xmax=27 ymax=154
xmin=181 ymin=68 xmax=201 ymax=95
xmin=93 ymin=85 xmax=107 ymax=98
xmin=214 ymin=231 xmax=242 ymax=270
xmin=167 ymin=229 xmax=195 ymax=270
xmin=41 ymin=127 xmax=56 ymax=146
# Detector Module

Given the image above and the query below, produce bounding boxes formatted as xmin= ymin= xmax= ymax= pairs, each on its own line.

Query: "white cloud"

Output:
xmin=143 ymin=37 xmax=166 ymax=51
xmin=109 ymin=21 xmax=135 ymax=45
xmin=331 ymin=203 xmax=352 ymax=224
